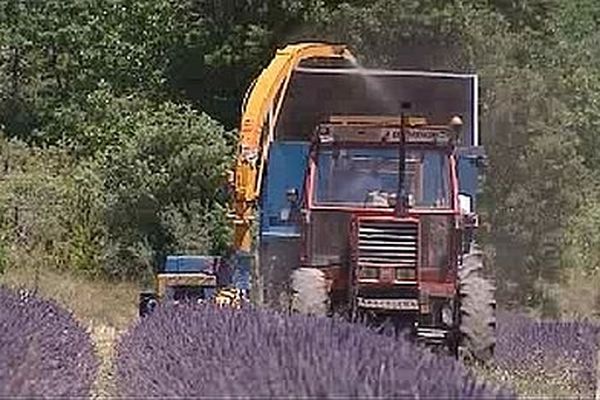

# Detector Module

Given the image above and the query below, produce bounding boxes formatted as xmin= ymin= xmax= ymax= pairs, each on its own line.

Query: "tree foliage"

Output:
xmin=99 ymin=93 xmax=233 ymax=277
xmin=0 ymin=92 xmax=233 ymax=279
xmin=0 ymin=0 xmax=185 ymax=139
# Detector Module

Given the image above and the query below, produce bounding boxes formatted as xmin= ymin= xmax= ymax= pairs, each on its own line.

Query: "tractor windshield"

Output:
xmin=314 ymin=148 xmax=451 ymax=208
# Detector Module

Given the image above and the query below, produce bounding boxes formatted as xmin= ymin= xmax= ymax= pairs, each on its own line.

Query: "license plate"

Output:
xmin=357 ymin=297 xmax=419 ymax=311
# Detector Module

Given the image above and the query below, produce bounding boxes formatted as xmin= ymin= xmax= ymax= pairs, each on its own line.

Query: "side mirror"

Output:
xmin=450 ymin=115 xmax=464 ymax=143
xmin=407 ymin=193 xmax=415 ymax=208
xmin=226 ymin=170 xmax=235 ymax=193
xmin=458 ymin=193 xmax=473 ymax=215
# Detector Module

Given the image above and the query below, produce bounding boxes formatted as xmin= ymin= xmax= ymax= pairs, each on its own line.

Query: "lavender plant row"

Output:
xmin=0 ymin=287 xmax=98 ymax=398
xmin=116 ymin=304 xmax=514 ymax=399
xmin=496 ymin=311 xmax=600 ymax=393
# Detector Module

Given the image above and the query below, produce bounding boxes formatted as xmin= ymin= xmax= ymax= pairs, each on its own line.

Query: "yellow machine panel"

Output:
xmin=232 ymin=43 xmax=355 ymax=252
xmin=156 ymin=273 xmax=217 ymax=298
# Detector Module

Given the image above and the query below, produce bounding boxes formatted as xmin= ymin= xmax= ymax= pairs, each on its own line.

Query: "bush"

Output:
xmin=0 ymin=89 xmax=233 ymax=280
xmin=0 ymin=137 xmax=105 ymax=274
xmin=96 ymin=93 xmax=233 ymax=277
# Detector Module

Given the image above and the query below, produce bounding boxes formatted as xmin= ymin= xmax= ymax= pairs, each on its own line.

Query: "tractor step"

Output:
xmin=416 ymin=327 xmax=450 ymax=345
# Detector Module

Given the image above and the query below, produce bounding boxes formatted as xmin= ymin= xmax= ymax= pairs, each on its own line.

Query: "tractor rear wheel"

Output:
xmin=290 ymin=267 xmax=329 ymax=316
xmin=458 ymin=246 xmax=496 ymax=363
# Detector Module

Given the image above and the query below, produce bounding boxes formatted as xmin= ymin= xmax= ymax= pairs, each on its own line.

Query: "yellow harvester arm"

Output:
xmin=232 ymin=43 xmax=354 ymax=252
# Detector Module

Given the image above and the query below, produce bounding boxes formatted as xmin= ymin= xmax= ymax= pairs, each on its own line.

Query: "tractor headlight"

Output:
xmin=441 ymin=305 xmax=453 ymax=326
xmin=395 ymin=268 xmax=416 ymax=281
xmin=358 ymin=267 xmax=378 ymax=280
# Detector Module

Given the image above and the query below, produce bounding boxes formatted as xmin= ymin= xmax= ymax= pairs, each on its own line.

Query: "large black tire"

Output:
xmin=290 ymin=267 xmax=329 ymax=316
xmin=458 ymin=246 xmax=496 ymax=363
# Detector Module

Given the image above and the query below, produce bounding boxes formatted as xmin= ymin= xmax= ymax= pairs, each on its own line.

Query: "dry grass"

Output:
xmin=556 ymin=268 xmax=600 ymax=320
xmin=0 ymin=266 xmax=138 ymax=330
xmin=0 ymin=266 xmax=138 ymax=399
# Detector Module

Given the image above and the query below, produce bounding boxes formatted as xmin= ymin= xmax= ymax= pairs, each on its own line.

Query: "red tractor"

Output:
xmin=289 ymin=114 xmax=495 ymax=360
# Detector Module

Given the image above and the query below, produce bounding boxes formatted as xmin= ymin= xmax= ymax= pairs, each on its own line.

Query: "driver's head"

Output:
xmin=368 ymin=159 xmax=383 ymax=179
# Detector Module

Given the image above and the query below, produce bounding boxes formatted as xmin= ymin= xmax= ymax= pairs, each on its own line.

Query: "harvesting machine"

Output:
xmin=140 ymin=43 xmax=495 ymax=361
xmin=139 ymin=256 xmax=242 ymax=315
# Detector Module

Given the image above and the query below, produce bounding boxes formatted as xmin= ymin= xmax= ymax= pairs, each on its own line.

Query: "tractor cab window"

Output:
xmin=314 ymin=148 xmax=450 ymax=208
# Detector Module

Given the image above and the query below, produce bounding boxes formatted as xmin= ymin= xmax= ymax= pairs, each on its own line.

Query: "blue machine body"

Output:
xmin=156 ymin=70 xmax=483 ymax=310
xmin=164 ymin=255 xmax=219 ymax=274
xmin=260 ymin=141 xmax=310 ymax=239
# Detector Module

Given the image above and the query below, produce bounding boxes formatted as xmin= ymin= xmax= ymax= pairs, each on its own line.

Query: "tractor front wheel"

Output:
xmin=290 ymin=267 xmax=329 ymax=316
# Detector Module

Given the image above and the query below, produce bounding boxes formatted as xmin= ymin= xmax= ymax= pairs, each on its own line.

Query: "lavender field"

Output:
xmin=1 ymin=279 xmax=599 ymax=399
xmin=115 ymin=303 xmax=514 ymax=399
xmin=0 ymin=287 xmax=98 ymax=398
xmin=114 ymin=303 xmax=600 ymax=399
xmin=489 ymin=312 xmax=600 ymax=397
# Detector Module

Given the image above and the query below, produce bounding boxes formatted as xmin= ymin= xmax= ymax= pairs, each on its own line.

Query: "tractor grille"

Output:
xmin=357 ymin=221 xmax=418 ymax=268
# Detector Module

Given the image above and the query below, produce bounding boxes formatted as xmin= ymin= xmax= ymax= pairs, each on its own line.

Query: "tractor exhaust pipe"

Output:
xmin=395 ymin=102 xmax=412 ymax=216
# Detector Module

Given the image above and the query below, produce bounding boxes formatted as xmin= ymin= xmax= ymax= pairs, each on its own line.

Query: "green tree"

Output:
xmin=0 ymin=0 xmax=185 ymax=141
xmin=165 ymin=0 xmax=330 ymax=127
xmin=96 ymin=92 xmax=233 ymax=277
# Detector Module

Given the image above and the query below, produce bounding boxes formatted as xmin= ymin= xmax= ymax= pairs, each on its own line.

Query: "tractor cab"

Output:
xmin=309 ymin=115 xmax=456 ymax=212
